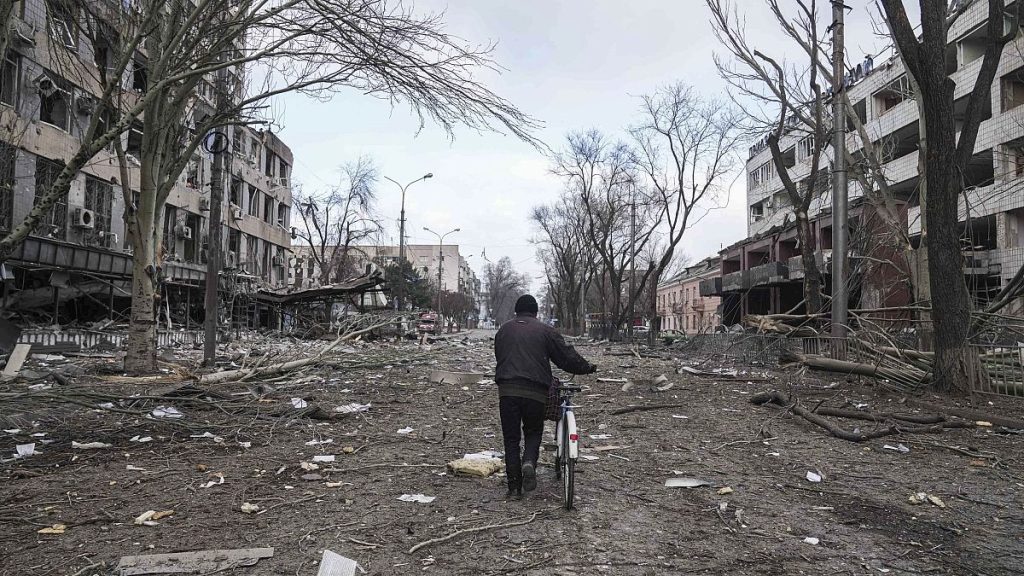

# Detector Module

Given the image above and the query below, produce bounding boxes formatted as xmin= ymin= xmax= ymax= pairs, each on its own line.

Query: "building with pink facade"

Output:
xmin=656 ymin=257 xmax=721 ymax=334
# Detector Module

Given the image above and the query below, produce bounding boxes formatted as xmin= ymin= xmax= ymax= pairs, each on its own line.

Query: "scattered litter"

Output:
xmin=621 ymin=382 xmax=634 ymax=392
xmin=134 ymin=510 xmax=174 ymax=526
xmin=151 ymin=406 xmax=183 ymax=419
xmin=238 ymin=441 xmax=251 ymax=449
xmin=305 ymin=439 xmax=333 ymax=446
xmin=883 ymin=443 xmax=910 ymax=454
xmin=448 ymin=457 xmax=503 ymax=477
xmin=342 ymin=446 xmax=355 ymax=454
xmin=317 ymin=549 xmax=363 ymax=576
xmin=190 ymin=432 xmax=225 ymax=443
xmin=806 ymin=471 xmax=823 ymax=483
xmin=3 ymin=428 xmax=20 ymax=434
xmin=240 ymin=502 xmax=260 ymax=514
xmin=665 ymin=477 xmax=710 ymax=488
xmin=976 ymin=421 xmax=993 ymax=427
xmin=398 ymin=494 xmax=435 ymax=504
xmin=27 ymin=382 xmax=52 ymax=391
xmin=588 ymin=434 xmax=612 ymax=440
xmin=580 ymin=454 xmax=600 ymax=461
xmin=651 ymin=374 xmax=674 ymax=391
xmin=717 ymin=486 xmax=734 ymax=495
xmin=116 ymin=547 xmax=274 ymax=575
xmin=200 ymin=474 xmax=225 ymax=489
xmin=130 ymin=436 xmax=153 ymax=443
xmin=803 ymin=537 xmax=820 ymax=545
xmin=1 ymin=343 xmax=32 ymax=378
xmin=312 ymin=455 xmax=336 ymax=463
xmin=333 ymin=399 xmax=370 ymax=412
xmin=32 ymin=353 xmax=65 ymax=362
xmin=15 ymin=443 xmax=36 ymax=458
xmin=596 ymin=377 xmax=628 ymax=383
xmin=37 ymin=524 xmax=66 ymax=535
xmin=97 ymin=402 xmax=115 ymax=410
xmin=397 ymin=427 xmax=414 ymax=435
xmin=908 ymin=492 xmax=946 ymax=508
xmin=127 ymin=465 xmax=146 ymax=471
xmin=72 ymin=440 xmax=112 ymax=450
xmin=671 ymin=415 xmax=689 ymax=419
xmin=607 ymin=453 xmax=630 ymax=462
xmin=291 ymin=397 xmax=308 ymax=409
xmin=301 ymin=461 xmax=320 ymax=471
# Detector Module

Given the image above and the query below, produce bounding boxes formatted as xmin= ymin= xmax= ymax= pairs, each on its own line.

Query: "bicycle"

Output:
xmin=553 ymin=379 xmax=582 ymax=510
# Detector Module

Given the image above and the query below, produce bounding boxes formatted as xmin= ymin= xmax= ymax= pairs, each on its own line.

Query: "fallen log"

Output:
xmin=750 ymin=391 xmax=945 ymax=442
xmin=907 ymin=399 xmax=1024 ymax=430
xmin=779 ymin=350 xmax=929 ymax=388
xmin=610 ymin=403 xmax=688 ymax=416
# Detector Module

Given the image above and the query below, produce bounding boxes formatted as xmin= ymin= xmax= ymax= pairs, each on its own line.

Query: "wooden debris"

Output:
xmin=408 ymin=511 xmax=541 ymax=554
xmin=1 ymin=343 xmax=32 ymax=379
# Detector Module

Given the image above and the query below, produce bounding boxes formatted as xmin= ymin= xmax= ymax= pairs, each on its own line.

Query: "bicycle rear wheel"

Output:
xmin=561 ymin=417 xmax=575 ymax=510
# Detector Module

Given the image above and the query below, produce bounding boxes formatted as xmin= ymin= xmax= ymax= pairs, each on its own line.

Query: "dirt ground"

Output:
xmin=1 ymin=331 xmax=1023 ymax=575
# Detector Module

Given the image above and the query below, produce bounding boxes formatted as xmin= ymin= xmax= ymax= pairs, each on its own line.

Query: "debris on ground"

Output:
xmin=115 ymin=547 xmax=274 ymax=575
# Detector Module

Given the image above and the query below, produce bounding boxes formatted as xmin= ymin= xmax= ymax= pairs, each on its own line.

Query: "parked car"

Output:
xmin=417 ymin=311 xmax=439 ymax=335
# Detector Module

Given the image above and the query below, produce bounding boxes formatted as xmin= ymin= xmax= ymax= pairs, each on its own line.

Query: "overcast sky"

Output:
xmin=276 ymin=1 xmax=905 ymax=286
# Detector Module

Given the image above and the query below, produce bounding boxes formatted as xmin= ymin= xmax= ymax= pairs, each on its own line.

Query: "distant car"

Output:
xmin=417 ymin=311 xmax=439 ymax=335
xmin=633 ymin=325 xmax=649 ymax=333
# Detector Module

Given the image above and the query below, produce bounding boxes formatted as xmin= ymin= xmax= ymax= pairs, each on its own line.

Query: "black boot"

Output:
xmin=505 ymin=480 xmax=522 ymax=501
xmin=521 ymin=462 xmax=537 ymax=492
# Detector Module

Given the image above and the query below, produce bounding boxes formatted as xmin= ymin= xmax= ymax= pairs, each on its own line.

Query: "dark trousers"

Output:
xmin=499 ymin=396 xmax=545 ymax=489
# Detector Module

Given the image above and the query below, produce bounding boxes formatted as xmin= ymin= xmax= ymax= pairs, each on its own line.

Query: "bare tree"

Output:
xmin=552 ymin=130 xmax=661 ymax=339
xmin=878 ymin=0 xmax=1021 ymax=393
xmin=530 ymin=193 xmax=596 ymax=335
xmin=631 ymin=82 xmax=742 ymax=339
xmin=484 ymin=256 xmax=530 ymax=325
xmin=295 ymin=156 xmax=380 ymax=285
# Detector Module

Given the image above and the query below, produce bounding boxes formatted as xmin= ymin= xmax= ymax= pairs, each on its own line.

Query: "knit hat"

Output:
xmin=514 ymin=294 xmax=539 ymax=315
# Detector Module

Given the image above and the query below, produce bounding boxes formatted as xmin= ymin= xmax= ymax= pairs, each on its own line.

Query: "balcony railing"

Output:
xmin=722 ymin=270 xmax=748 ymax=292
xmin=699 ymin=276 xmax=723 ymax=297
xmin=748 ymin=261 xmax=788 ymax=286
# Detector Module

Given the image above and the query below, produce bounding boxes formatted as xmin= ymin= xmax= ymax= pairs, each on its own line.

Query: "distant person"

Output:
xmin=493 ymin=295 xmax=596 ymax=500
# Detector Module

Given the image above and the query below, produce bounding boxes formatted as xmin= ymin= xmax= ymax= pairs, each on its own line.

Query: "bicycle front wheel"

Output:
xmin=561 ymin=417 xmax=575 ymax=510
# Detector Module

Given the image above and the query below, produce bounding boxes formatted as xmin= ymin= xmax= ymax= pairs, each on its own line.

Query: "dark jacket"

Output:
xmin=494 ymin=314 xmax=593 ymax=403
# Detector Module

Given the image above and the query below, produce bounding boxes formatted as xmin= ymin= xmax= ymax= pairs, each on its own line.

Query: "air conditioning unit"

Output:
xmin=33 ymin=74 xmax=59 ymax=97
xmin=175 ymin=225 xmax=193 ymax=240
xmin=73 ymin=207 xmax=95 ymax=229
xmin=10 ymin=20 xmax=36 ymax=47
xmin=199 ymin=197 xmax=210 ymax=212
xmin=230 ymin=205 xmax=242 ymax=220
xmin=75 ymin=95 xmax=96 ymax=115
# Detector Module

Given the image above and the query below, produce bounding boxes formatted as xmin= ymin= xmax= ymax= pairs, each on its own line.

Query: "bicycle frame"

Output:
xmin=555 ymin=388 xmax=579 ymax=460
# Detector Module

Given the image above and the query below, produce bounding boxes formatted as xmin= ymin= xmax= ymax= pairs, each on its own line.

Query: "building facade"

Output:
xmin=0 ymin=0 xmax=294 ymax=328
xmin=657 ymin=257 xmax=722 ymax=334
xmin=708 ymin=0 xmax=1022 ymax=317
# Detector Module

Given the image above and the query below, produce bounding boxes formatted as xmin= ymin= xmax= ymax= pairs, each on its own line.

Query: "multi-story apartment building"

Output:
xmin=0 ymin=0 xmax=294 ymax=327
xmin=656 ymin=257 xmax=722 ymax=334
xmin=705 ymin=0 xmax=1023 ymax=319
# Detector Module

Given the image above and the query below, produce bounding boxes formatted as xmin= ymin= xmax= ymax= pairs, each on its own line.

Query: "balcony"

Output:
xmin=691 ymin=300 xmax=706 ymax=312
xmin=699 ymin=276 xmax=723 ymax=297
xmin=722 ymin=270 xmax=748 ymax=292
xmin=748 ymin=261 xmax=789 ymax=287
xmin=788 ymin=250 xmax=832 ymax=280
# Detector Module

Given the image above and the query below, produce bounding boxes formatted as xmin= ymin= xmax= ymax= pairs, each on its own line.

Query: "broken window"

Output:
xmin=872 ymin=75 xmax=912 ymax=118
xmin=162 ymin=204 xmax=177 ymax=256
xmin=126 ymin=121 xmax=143 ymax=158
xmin=263 ymin=195 xmax=274 ymax=224
xmin=247 ymin=185 xmax=259 ymax=217
xmin=797 ymin=135 xmax=814 ymax=160
xmin=277 ymin=203 xmax=288 ymax=228
xmin=184 ymin=213 xmax=201 ymax=263
xmin=265 ymin=149 xmax=275 ymax=177
xmin=38 ymin=73 xmax=71 ymax=131
xmin=1 ymin=53 xmax=20 ymax=107
xmin=186 ymin=155 xmax=201 ymax=188
xmin=278 ymin=158 xmax=288 ymax=185
xmin=246 ymin=234 xmax=259 ymax=273
xmin=1002 ymin=67 xmax=1024 ymax=112
xmin=35 ymin=157 xmax=67 ymax=239
xmin=228 ymin=228 xmax=240 ymax=255
xmin=84 ymin=176 xmax=113 ymax=239
xmin=248 ymin=135 xmax=260 ymax=165
xmin=229 ymin=177 xmax=242 ymax=206
xmin=47 ymin=0 xmax=77 ymax=49
xmin=131 ymin=53 xmax=147 ymax=92
xmin=0 ymin=142 xmax=14 ymax=233
xmin=233 ymin=126 xmax=243 ymax=155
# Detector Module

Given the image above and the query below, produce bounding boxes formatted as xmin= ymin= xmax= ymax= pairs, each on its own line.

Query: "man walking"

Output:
xmin=494 ymin=295 xmax=596 ymax=500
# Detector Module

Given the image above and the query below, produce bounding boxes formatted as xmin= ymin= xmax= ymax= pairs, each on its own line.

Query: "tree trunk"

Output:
xmin=922 ymin=84 xmax=980 ymax=395
xmin=124 ymin=157 xmax=162 ymax=373
xmin=796 ymin=209 xmax=823 ymax=314
xmin=914 ymin=92 xmax=934 ymax=351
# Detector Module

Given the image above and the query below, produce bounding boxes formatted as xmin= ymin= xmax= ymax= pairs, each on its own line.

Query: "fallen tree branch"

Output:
xmin=408 ymin=511 xmax=542 ymax=554
xmin=751 ymin=391 xmax=945 ymax=442
xmin=610 ymin=403 xmax=688 ymax=415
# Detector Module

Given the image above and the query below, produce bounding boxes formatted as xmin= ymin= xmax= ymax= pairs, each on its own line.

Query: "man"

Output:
xmin=494 ymin=294 xmax=596 ymax=500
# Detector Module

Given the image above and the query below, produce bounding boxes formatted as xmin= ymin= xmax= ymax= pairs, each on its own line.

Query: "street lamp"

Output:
xmin=384 ymin=173 xmax=433 ymax=311
xmin=423 ymin=226 xmax=460 ymax=326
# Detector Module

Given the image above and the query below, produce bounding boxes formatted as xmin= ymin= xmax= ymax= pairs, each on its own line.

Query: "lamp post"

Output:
xmin=383 ymin=173 xmax=432 ymax=311
xmin=423 ymin=226 xmax=459 ymax=328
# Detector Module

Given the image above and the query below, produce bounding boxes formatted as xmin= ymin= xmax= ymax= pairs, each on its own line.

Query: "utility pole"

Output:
xmin=203 ymin=66 xmax=230 ymax=366
xmin=384 ymin=174 xmax=433 ymax=312
xmin=423 ymin=226 xmax=459 ymax=330
xmin=628 ymin=193 xmax=636 ymax=339
xmin=830 ymin=0 xmax=849 ymax=344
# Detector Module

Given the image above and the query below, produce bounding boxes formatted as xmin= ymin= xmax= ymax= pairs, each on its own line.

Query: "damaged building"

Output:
xmin=0 ymin=0 xmax=295 ymax=332
xmin=704 ymin=0 xmax=1024 ymax=323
